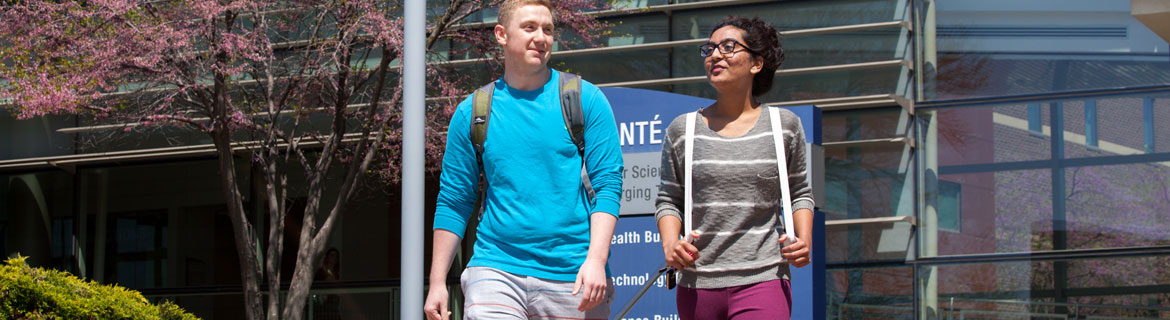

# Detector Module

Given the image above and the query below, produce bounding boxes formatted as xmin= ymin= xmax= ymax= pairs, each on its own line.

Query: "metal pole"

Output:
xmin=401 ymin=0 xmax=424 ymax=318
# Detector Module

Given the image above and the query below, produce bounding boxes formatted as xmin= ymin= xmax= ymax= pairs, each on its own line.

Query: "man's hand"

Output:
xmin=663 ymin=232 xmax=700 ymax=270
xmin=423 ymin=284 xmax=452 ymax=320
xmin=572 ymin=258 xmax=607 ymax=312
xmin=779 ymin=234 xmax=810 ymax=268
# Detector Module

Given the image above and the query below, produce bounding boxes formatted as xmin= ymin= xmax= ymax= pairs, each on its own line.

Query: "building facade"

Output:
xmin=2 ymin=0 xmax=1168 ymax=319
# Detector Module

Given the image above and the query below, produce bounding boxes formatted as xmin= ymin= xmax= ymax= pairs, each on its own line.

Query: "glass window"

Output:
xmin=918 ymin=0 xmax=1170 ymax=100
xmin=1 ymin=170 xmax=76 ymax=272
xmin=669 ymin=67 xmax=904 ymax=103
xmin=936 ymin=180 xmax=961 ymax=232
xmin=553 ymin=50 xmax=670 ymax=84
xmin=671 ymin=30 xmax=905 ymax=78
xmin=919 ymin=255 xmax=1170 ymax=319
xmin=667 ymin=0 xmax=910 ymax=101
xmin=821 ymin=108 xmax=915 ymax=264
xmin=1028 ymin=103 xmax=1043 ymax=134
xmin=1061 ymin=162 xmax=1170 ymax=250
xmin=598 ymin=15 xmax=669 ymax=48
xmin=0 ymin=114 xmax=76 ymax=160
xmin=823 ymin=107 xmax=908 ymax=143
xmin=919 ymin=92 xmax=1170 ymax=256
xmin=610 ymin=0 xmax=669 ymax=10
xmin=827 ymin=266 xmax=914 ymax=319
xmin=1083 ymin=100 xmax=1098 ymax=148
xmin=1062 ymin=98 xmax=1170 ymax=158
xmin=672 ymin=0 xmax=903 ymax=42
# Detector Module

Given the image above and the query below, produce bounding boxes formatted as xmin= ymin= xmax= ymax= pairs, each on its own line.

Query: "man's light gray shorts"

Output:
xmin=461 ymin=266 xmax=614 ymax=320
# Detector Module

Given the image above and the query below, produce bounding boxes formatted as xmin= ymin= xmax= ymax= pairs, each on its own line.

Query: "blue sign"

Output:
xmin=602 ymin=87 xmax=824 ymax=320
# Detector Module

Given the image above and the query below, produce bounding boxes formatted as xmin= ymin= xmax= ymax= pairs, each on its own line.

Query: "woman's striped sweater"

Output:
xmin=655 ymin=107 xmax=815 ymax=289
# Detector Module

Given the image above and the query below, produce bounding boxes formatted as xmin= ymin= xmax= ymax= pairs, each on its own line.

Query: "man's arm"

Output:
xmin=574 ymin=212 xmax=616 ymax=311
xmin=580 ymin=83 xmax=624 ymax=216
xmin=573 ymin=82 xmax=623 ymax=311
xmin=424 ymin=230 xmax=460 ymax=320
xmin=424 ymin=99 xmax=479 ymax=319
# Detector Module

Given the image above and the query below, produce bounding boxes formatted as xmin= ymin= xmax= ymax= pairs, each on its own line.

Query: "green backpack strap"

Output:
xmin=558 ymin=72 xmax=596 ymax=205
xmin=471 ymin=82 xmax=495 ymax=219
xmin=469 ymin=73 xmax=594 ymax=216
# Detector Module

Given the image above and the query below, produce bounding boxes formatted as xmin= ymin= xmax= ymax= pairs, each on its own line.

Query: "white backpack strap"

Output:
xmin=683 ymin=111 xmax=697 ymax=237
xmin=768 ymin=107 xmax=796 ymax=242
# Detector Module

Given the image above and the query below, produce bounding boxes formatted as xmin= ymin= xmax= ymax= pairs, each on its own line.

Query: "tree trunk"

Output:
xmin=214 ymin=130 xmax=265 ymax=320
xmin=211 ymin=11 xmax=264 ymax=318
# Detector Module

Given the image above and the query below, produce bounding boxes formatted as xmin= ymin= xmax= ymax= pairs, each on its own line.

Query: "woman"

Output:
xmin=655 ymin=16 xmax=814 ymax=320
xmin=313 ymin=248 xmax=341 ymax=320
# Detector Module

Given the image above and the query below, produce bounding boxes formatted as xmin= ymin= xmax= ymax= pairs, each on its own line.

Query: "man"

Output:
xmin=422 ymin=1 xmax=624 ymax=319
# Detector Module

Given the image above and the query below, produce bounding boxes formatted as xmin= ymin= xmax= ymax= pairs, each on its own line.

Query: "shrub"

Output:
xmin=0 ymin=256 xmax=199 ymax=320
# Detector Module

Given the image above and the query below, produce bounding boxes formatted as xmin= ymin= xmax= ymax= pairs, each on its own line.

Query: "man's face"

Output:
xmin=496 ymin=4 xmax=554 ymax=69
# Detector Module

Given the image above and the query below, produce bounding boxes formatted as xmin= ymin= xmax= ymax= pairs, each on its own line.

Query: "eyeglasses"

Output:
xmin=698 ymin=39 xmax=755 ymax=58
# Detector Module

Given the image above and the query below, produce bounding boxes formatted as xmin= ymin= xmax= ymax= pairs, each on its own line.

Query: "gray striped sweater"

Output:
xmin=655 ymin=107 xmax=815 ymax=289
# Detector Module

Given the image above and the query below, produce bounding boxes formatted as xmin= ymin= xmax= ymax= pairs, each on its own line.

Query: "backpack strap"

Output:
xmin=683 ymin=111 xmax=697 ymax=238
xmin=559 ymin=72 xmax=596 ymax=205
xmin=767 ymin=107 xmax=796 ymax=244
xmin=471 ymin=82 xmax=495 ymax=219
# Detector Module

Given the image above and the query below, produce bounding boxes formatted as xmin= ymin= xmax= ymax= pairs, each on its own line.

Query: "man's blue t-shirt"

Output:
xmin=434 ymin=69 xmax=624 ymax=281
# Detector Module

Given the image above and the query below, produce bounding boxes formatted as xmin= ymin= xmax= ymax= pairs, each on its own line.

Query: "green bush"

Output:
xmin=0 ymin=256 xmax=199 ymax=320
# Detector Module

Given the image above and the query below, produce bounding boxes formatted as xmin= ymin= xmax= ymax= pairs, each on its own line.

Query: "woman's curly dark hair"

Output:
xmin=710 ymin=16 xmax=785 ymax=97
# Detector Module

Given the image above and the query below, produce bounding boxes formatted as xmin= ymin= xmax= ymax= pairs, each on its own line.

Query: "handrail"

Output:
xmin=823 ymin=137 xmax=914 ymax=149
xmin=825 ymin=215 xmax=917 ymax=226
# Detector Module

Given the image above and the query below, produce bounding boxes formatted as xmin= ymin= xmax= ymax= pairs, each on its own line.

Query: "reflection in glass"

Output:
xmin=672 ymin=0 xmax=902 ymax=43
xmin=919 ymin=256 xmax=1170 ymax=319
xmin=919 ymin=1 xmax=1170 ymax=100
xmin=2 ymin=171 xmax=76 ymax=272
xmin=1062 ymin=163 xmax=1170 ymax=250
xmin=0 ymin=114 xmax=75 ymax=160
xmin=823 ymin=112 xmax=915 ymax=264
xmin=823 ymin=107 xmax=907 ymax=143
xmin=670 ymin=67 xmax=903 ymax=103
xmin=554 ymin=50 xmax=670 ymax=84
xmin=673 ymin=31 xmax=904 ymax=78
xmin=920 ymin=93 xmax=1170 ymax=257
xmin=827 ymin=267 xmax=914 ymax=319
xmin=1063 ymin=97 xmax=1170 ymax=158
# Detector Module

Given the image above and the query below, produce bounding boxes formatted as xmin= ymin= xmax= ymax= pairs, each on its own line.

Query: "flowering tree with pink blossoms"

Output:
xmin=0 ymin=0 xmax=608 ymax=319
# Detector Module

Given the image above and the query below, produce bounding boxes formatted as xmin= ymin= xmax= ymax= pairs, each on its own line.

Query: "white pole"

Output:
xmin=401 ymin=0 xmax=424 ymax=318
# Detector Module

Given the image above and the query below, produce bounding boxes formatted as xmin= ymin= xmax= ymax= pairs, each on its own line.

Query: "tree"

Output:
xmin=0 ymin=0 xmax=608 ymax=319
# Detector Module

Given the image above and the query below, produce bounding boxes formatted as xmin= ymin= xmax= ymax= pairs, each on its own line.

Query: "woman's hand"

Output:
xmin=779 ymin=234 xmax=810 ymax=268
xmin=663 ymin=232 xmax=701 ymax=270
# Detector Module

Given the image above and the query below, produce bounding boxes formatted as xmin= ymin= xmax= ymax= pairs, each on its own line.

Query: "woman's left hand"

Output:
xmin=779 ymin=234 xmax=810 ymax=268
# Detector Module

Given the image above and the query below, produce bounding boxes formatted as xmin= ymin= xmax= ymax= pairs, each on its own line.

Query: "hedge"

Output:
xmin=0 ymin=256 xmax=199 ymax=320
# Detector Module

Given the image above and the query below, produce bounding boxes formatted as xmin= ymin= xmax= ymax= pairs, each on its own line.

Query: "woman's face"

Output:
xmin=704 ymin=26 xmax=763 ymax=93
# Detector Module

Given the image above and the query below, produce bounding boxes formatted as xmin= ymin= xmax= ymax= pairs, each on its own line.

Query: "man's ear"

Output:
xmin=494 ymin=24 xmax=507 ymax=46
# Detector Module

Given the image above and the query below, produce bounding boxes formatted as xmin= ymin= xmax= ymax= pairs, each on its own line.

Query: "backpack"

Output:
xmin=469 ymin=72 xmax=596 ymax=218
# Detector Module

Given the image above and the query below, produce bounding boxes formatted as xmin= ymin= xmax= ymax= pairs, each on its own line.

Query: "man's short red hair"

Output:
xmin=498 ymin=0 xmax=553 ymax=27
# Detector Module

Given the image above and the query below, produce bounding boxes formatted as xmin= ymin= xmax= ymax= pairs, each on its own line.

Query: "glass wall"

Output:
xmin=917 ymin=0 xmax=1170 ymax=101
xmin=919 ymin=255 xmax=1170 ymax=319
xmin=0 ymin=114 xmax=75 ymax=160
xmin=828 ymin=266 xmax=915 ymax=319
xmin=918 ymin=93 xmax=1170 ymax=257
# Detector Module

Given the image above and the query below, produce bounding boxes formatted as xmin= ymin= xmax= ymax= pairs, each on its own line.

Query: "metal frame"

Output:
xmin=825 ymin=215 xmax=917 ymax=227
